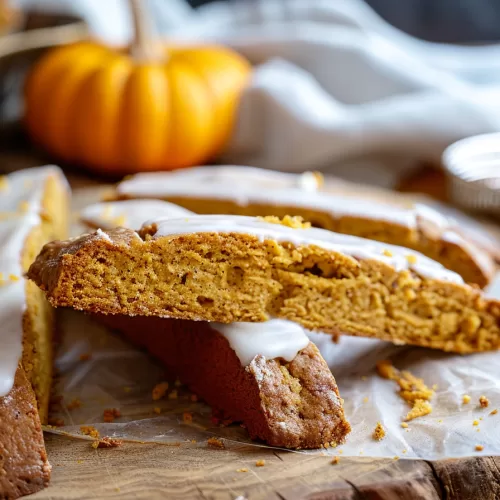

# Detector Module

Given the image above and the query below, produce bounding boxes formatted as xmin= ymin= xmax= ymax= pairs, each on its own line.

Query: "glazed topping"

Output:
xmin=214 ymin=319 xmax=310 ymax=366
xmin=81 ymin=199 xmax=192 ymax=230
xmin=147 ymin=214 xmax=464 ymax=284
xmin=117 ymin=165 xmax=458 ymax=231
xmin=0 ymin=166 xmax=66 ymax=397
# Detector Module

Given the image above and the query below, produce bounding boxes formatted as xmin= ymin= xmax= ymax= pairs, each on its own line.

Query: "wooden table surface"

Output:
xmin=2 ymin=133 xmax=500 ymax=500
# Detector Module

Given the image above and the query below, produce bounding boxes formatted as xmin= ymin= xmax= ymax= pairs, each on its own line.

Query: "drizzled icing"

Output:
xmin=80 ymin=199 xmax=192 ymax=230
xmin=0 ymin=166 xmax=67 ymax=397
xmin=117 ymin=165 xmax=458 ymax=231
xmin=214 ymin=320 xmax=310 ymax=366
xmin=148 ymin=214 xmax=464 ymax=284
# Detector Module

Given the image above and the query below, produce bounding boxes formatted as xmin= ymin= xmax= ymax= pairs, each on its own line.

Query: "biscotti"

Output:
xmin=28 ymin=214 xmax=500 ymax=354
xmin=98 ymin=315 xmax=351 ymax=449
xmin=1 ymin=166 xmax=69 ymax=499
xmin=111 ymin=165 xmax=495 ymax=287
xmin=0 ymin=367 xmax=50 ymax=499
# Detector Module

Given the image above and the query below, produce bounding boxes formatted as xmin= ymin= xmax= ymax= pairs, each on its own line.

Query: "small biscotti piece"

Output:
xmin=97 ymin=316 xmax=350 ymax=449
xmin=28 ymin=215 xmax=500 ymax=354
xmin=0 ymin=367 xmax=51 ymax=499
xmin=112 ymin=165 xmax=496 ymax=287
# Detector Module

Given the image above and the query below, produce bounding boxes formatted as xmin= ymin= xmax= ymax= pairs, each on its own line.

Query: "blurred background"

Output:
xmin=3 ymin=0 xmax=500 ymax=200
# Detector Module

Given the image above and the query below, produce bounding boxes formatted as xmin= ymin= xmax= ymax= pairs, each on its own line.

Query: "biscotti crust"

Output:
xmin=97 ymin=315 xmax=350 ymax=449
xmin=0 ymin=367 xmax=51 ymax=499
xmin=28 ymin=226 xmax=500 ymax=353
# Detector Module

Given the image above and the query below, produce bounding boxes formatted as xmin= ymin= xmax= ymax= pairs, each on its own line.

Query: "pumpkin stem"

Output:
xmin=129 ymin=0 xmax=161 ymax=61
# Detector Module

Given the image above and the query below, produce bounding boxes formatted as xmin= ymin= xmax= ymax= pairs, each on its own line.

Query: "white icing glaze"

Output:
xmin=147 ymin=214 xmax=464 ymax=284
xmin=214 ymin=319 xmax=310 ymax=366
xmin=80 ymin=199 xmax=192 ymax=230
xmin=117 ymin=165 xmax=417 ymax=228
xmin=0 ymin=166 xmax=67 ymax=397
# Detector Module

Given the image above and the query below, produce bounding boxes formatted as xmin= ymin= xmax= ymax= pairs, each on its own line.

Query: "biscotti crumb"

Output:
xmin=377 ymin=360 xmax=434 ymax=422
xmin=9 ymin=273 xmax=20 ymax=282
xmin=48 ymin=417 xmax=65 ymax=427
xmin=372 ymin=422 xmax=386 ymax=441
xmin=260 ymin=215 xmax=311 ymax=229
xmin=255 ymin=460 xmax=266 ymax=467
xmin=103 ymin=408 xmax=121 ymax=423
xmin=473 ymin=419 xmax=480 ymax=426
xmin=183 ymin=412 xmax=193 ymax=424
xmin=66 ymin=398 xmax=82 ymax=411
xmin=475 ymin=445 xmax=484 ymax=451
xmin=479 ymin=395 xmax=489 ymax=408
xmin=80 ymin=425 xmax=100 ymax=439
xmin=168 ymin=389 xmax=178 ymax=400
xmin=79 ymin=353 xmax=91 ymax=361
xmin=152 ymin=381 xmax=169 ymax=401
xmin=237 ymin=468 xmax=248 ymax=472
xmin=331 ymin=456 xmax=340 ymax=465
xmin=207 ymin=437 xmax=225 ymax=449
xmin=463 ymin=394 xmax=471 ymax=404
xmin=405 ymin=400 xmax=432 ymax=421
xmin=401 ymin=422 xmax=408 ymax=429
xmin=95 ymin=437 xmax=123 ymax=449
xmin=153 ymin=407 xmax=161 ymax=415
xmin=490 ymin=409 xmax=498 ymax=416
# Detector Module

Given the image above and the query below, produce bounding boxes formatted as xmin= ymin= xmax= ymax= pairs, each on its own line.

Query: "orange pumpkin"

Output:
xmin=24 ymin=0 xmax=251 ymax=174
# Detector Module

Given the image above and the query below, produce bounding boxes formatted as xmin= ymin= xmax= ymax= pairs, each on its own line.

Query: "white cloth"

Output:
xmin=15 ymin=0 xmax=500 ymax=185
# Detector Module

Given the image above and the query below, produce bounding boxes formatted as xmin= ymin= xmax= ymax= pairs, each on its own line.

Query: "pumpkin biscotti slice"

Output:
xmin=112 ymin=165 xmax=495 ymax=287
xmin=28 ymin=214 xmax=500 ymax=354
xmin=98 ymin=315 xmax=350 ymax=449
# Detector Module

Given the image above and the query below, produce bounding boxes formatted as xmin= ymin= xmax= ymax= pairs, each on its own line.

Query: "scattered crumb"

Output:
xmin=406 ymin=254 xmax=417 ymax=264
xmin=372 ymin=422 xmax=386 ymax=441
xmin=331 ymin=456 xmax=340 ymax=465
xmin=152 ymin=382 xmax=169 ymax=401
xmin=338 ymin=450 xmax=343 ymax=455
xmin=9 ymin=274 xmax=20 ymax=282
xmin=237 ymin=468 xmax=248 ymax=472
xmin=207 ymin=437 xmax=225 ymax=449
xmin=80 ymin=426 xmax=100 ymax=439
xmin=438 ymin=419 xmax=443 ymax=423
xmin=383 ymin=249 xmax=393 ymax=257
xmin=168 ymin=389 xmax=178 ymax=400
xmin=401 ymin=422 xmax=408 ymax=429
xmin=475 ymin=445 xmax=484 ymax=452
xmin=183 ymin=412 xmax=193 ymax=424
xmin=359 ymin=450 xmax=364 ymax=455
xmin=190 ymin=394 xmax=198 ymax=402
xmin=462 ymin=395 xmax=471 ymax=404
xmin=66 ymin=398 xmax=82 ymax=411
xmin=103 ymin=408 xmax=121 ymax=423
xmin=490 ymin=409 xmax=498 ymax=416
xmin=473 ymin=420 xmax=480 ymax=426
xmin=191 ymin=440 xmax=196 ymax=444
xmin=255 ymin=460 xmax=266 ymax=467
xmin=153 ymin=407 xmax=161 ymax=415
xmin=479 ymin=396 xmax=489 ymax=408
xmin=405 ymin=400 xmax=432 ymax=421
xmin=77 ymin=460 xmax=83 ymax=464
xmin=79 ymin=353 xmax=91 ymax=362
xmin=377 ymin=360 xmax=434 ymax=422
xmin=393 ymin=456 xmax=399 ymax=460
xmin=94 ymin=437 xmax=123 ymax=449
xmin=402 ymin=449 xmax=407 ymax=454
xmin=362 ymin=397 xmax=369 ymax=404
xmin=48 ymin=417 xmax=65 ymax=427
xmin=432 ymin=384 xmax=438 ymax=391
